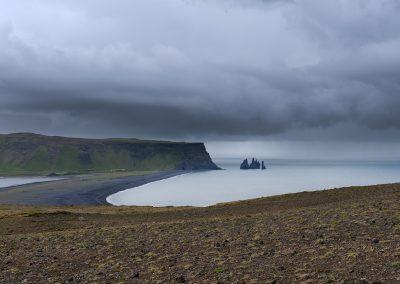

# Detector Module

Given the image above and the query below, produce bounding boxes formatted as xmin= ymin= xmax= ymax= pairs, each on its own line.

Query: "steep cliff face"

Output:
xmin=0 ymin=133 xmax=220 ymax=175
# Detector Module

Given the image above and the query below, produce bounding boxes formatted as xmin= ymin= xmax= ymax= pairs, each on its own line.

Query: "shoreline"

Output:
xmin=0 ymin=170 xmax=188 ymax=206
xmin=94 ymin=170 xmax=189 ymax=205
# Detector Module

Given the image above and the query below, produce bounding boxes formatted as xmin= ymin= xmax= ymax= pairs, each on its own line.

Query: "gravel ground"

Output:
xmin=1 ymin=183 xmax=400 ymax=283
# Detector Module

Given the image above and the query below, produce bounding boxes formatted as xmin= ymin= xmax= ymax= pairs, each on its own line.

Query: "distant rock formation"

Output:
xmin=240 ymin=158 xmax=250 ymax=170
xmin=249 ymin=158 xmax=261 ymax=169
xmin=240 ymin=158 xmax=266 ymax=170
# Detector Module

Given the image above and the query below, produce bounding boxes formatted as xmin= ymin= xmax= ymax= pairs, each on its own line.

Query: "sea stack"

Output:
xmin=240 ymin=158 xmax=266 ymax=170
xmin=240 ymin=158 xmax=250 ymax=170
xmin=249 ymin=158 xmax=261 ymax=169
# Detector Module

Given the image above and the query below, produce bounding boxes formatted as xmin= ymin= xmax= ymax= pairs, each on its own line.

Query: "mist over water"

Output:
xmin=107 ymin=158 xmax=400 ymax=207
xmin=0 ymin=177 xmax=60 ymax=189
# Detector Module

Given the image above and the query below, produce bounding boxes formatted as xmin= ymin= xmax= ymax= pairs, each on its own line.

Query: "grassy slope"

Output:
xmin=0 ymin=133 xmax=217 ymax=175
xmin=1 ymin=183 xmax=400 ymax=282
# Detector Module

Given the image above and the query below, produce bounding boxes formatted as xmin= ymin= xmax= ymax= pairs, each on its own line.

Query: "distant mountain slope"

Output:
xmin=0 ymin=133 xmax=220 ymax=175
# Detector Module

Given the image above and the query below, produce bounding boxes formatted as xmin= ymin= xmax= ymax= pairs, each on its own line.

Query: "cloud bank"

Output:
xmin=1 ymin=0 xmax=400 ymax=141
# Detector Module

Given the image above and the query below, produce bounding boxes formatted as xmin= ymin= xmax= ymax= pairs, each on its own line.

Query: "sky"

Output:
xmin=1 ymin=0 xmax=400 ymax=159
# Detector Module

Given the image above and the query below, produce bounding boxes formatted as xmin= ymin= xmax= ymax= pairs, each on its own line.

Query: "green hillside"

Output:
xmin=0 ymin=133 xmax=219 ymax=175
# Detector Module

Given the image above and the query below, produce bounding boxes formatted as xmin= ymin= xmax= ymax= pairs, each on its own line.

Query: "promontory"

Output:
xmin=0 ymin=133 xmax=220 ymax=176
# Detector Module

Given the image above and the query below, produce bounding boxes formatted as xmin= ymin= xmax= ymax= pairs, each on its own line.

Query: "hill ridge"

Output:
xmin=0 ymin=133 xmax=219 ymax=175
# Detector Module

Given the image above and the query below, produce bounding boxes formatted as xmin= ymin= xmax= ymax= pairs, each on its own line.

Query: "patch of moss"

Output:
xmin=390 ymin=261 xmax=400 ymax=268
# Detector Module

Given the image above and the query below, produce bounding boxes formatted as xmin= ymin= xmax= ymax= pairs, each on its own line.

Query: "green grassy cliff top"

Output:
xmin=0 ymin=133 xmax=219 ymax=175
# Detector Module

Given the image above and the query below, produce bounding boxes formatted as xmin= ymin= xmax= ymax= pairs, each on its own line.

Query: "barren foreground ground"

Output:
xmin=1 ymin=183 xmax=400 ymax=283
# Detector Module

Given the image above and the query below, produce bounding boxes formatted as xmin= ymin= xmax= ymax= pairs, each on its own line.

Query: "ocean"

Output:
xmin=107 ymin=158 xmax=400 ymax=207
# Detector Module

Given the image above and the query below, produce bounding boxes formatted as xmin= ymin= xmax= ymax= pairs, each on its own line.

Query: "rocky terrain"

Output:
xmin=1 ymin=183 xmax=400 ymax=283
xmin=0 ymin=133 xmax=219 ymax=176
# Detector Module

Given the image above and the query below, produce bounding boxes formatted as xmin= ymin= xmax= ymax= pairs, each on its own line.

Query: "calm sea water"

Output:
xmin=0 ymin=177 xmax=60 ymax=189
xmin=107 ymin=158 xmax=400 ymax=207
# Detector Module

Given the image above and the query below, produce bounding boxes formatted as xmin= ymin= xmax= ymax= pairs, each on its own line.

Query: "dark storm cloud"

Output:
xmin=1 ymin=0 xmax=400 ymax=140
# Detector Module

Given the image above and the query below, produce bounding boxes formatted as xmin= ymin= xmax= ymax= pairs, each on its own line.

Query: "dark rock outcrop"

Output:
xmin=240 ymin=158 xmax=267 ymax=170
xmin=240 ymin=159 xmax=250 ymax=170
xmin=249 ymin=158 xmax=261 ymax=169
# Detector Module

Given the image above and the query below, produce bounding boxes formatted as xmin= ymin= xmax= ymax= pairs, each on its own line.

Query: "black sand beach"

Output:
xmin=0 ymin=170 xmax=187 ymax=206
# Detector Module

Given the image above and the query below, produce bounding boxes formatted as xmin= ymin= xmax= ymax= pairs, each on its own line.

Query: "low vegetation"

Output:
xmin=1 ymin=183 xmax=400 ymax=282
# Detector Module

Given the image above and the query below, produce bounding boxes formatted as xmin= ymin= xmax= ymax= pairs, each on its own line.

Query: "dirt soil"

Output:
xmin=1 ymin=183 xmax=400 ymax=283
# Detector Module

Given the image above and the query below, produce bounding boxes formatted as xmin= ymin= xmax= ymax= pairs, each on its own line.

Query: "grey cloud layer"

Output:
xmin=1 ymin=0 xmax=400 ymax=140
